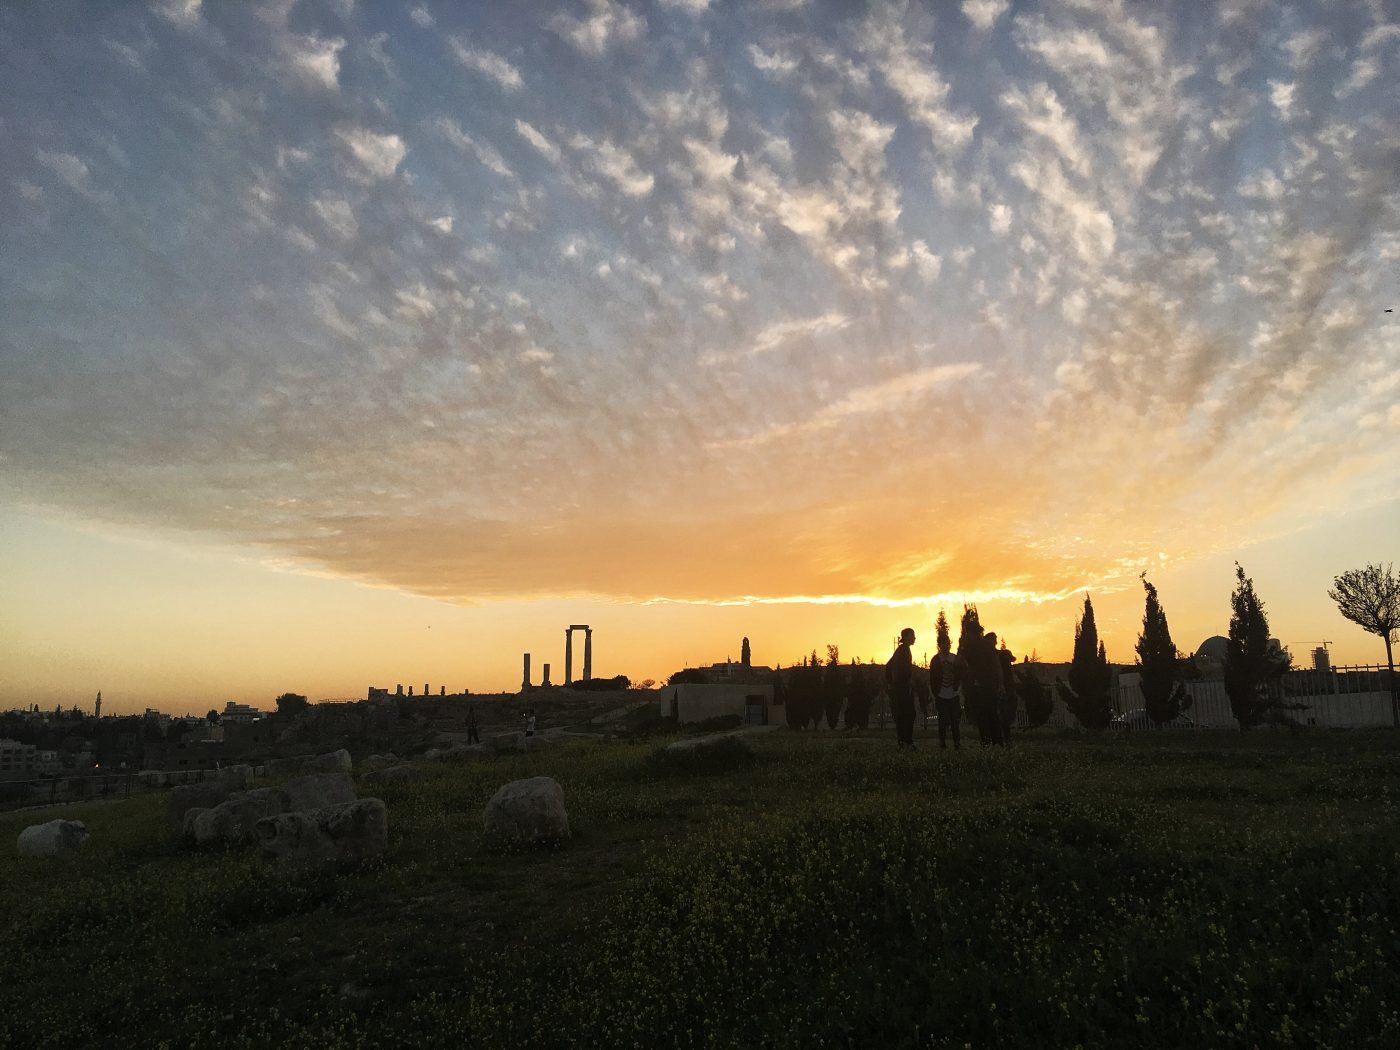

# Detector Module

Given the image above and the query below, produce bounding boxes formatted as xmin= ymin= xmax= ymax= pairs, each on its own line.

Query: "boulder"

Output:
xmin=276 ymin=771 xmax=357 ymax=812
xmin=169 ymin=781 xmax=235 ymax=831
xmin=484 ymin=776 xmax=570 ymax=846
xmin=361 ymin=752 xmax=399 ymax=770
xmin=180 ymin=807 xmax=210 ymax=841
xmin=266 ymin=749 xmax=352 ymax=779
xmin=361 ymin=764 xmax=425 ymax=784
xmin=192 ymin=789 xmax=285 ymax=847
xmin=256 ymin=798 xmax=388 ymax=866
xmin=18 ymin=819 xmax=90 ymax=857
xmin=488 ymin=732 xmax=525 ymax=754
xmin=660 ymin=731 xmax=751 ymax=755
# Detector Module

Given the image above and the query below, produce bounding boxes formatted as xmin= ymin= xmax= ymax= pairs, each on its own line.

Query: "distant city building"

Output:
xmin=221 ymin=701 xmax=265 ymax=724
xmin=0 ymin=738 xmax=38 ymax=781
xmin=1312 ymin=646 xmax=1331 ymax=673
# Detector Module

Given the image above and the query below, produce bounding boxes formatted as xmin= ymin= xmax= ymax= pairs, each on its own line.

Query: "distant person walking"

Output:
xmin=885 ymin=628 xmax=918 ymax=748
xmin=466 ymin=705 xmax=480 ymax=746
xmin=928 ymin=634 xmax=966 ymax=750
xmin=525 ymin=710 xmax=537 ymax=738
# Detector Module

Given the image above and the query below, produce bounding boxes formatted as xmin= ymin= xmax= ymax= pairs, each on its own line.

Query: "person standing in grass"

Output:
xmin=525 ymin=709 xmax=536 ymax=737
xmin=885 ymin=627 xmax=918 ymax=748
xmin=928 ymin=629 xmax=966 ymax=750
xmin=989 ymin=634 xmax=1018 ymax=743
xmin=965 ymin=632 xmax=1008 ymax=746
xmin=466 ymin=704 xmax=480 ymax=745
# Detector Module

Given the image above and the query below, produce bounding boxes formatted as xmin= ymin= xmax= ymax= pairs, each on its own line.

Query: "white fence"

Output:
xmin=1019 ymin=665 xmax=1397 ymax=730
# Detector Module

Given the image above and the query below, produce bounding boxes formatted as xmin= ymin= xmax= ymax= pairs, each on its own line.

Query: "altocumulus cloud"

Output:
xmin=0 ymin=0 xmax=1396 ymax=607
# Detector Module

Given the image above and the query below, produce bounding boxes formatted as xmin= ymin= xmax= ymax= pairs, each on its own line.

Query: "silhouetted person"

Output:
xmin=988 ymin=633 xmax=1017 ymax=743
xmin=885 ymin=627 xmax=918 ymax=748
xmin=928 ymin=634 xmax=966 ymax=750
xmin=466 ymin=704 xmax=480 ymax=745
xmin=524 ymin=709 xmax=536 ymax=737
xmin=965 ymin=632 xmax=1007 ymax=746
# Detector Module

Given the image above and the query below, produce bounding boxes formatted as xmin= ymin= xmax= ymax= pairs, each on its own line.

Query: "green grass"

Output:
xmin=3 ymin=730 xmax=1399 ymax=1048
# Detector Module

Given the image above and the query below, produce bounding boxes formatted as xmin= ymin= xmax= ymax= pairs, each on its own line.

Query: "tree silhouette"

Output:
xmin=1136 ymin=576 xmax=1190 ymax=726
xmin=1057 ymin=595 xmax=1114 ymax=730
xmin=1225 ymin=564 xmax=1294 ymax=729
xmin=822 ymin=646 xmax=845 ymax=728
xmin=1329 ymin=562 xmax=1399 ymax=727
xmin=741 ymin=637 xmax=751 ymax=667
xmin=935 ymin=609 xmax=951 ymax=651
xmin=956 ymin=604 xmax=983 ymax=660
xmin=274 ymin=692 xmax=310 ymax=718
xmin=1015 ymin=663 xmax=1053 ymax=728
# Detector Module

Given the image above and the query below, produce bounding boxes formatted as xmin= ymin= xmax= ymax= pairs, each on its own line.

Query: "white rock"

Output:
xmin=266 ymin=749 xmax=353 ymax=778
xmin=192 ymin=789 xmax=285 ymax=847
xmin=256 ymin=798 xmax=388 ymax=866
xmin=276 ymin=772 xmax=356 ymax=812
xmin=18 ymin=819 xmax=90 ymax=857
xmin=484 ymin=776 xmax=570 ymax=845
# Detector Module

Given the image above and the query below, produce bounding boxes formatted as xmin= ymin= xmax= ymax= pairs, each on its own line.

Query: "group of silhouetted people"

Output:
xmin=885 ymin=626 xmax=1017 ymax=750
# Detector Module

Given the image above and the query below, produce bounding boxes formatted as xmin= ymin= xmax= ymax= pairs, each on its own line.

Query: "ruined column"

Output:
xmin=542 ymin=663 xmax=552 ymax=687
xmin=583 ymin=627 xmax=593 ymax=682
xmin=565 ymin=629 xmax=573 ymax=686
xmin=522 ymin=653 xmax=531 ymax=692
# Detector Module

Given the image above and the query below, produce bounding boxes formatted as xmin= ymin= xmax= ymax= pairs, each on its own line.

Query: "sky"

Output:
xmin=1 ymin=0 xmax=1397 ymax=713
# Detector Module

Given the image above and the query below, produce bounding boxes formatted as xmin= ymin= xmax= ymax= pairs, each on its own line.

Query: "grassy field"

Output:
xmin=3 ymin=728 xmax=1399 ymax=1048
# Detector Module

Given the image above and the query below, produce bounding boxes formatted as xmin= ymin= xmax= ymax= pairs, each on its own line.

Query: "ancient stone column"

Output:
xmin=522 ymin=653 xmax=531 ymax=692
xmin=565 ymin=629 xmax=573 ymax=685
xmin=542 ymin=663 xmax=552 ymax=687
xmin=583 ymin=628 xmax=593 ymax=682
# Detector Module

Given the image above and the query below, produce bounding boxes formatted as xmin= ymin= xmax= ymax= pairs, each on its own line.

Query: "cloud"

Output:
xmin=335 ymin=126 xmax=406 ymax=178
xmin=437 ymin=117 xmax=515 ymax=178
xmin=289 ymin=35 xmax=345 ymax=91
xmin=409 ymin=5 xmax=434 ymax=28
xmin=858 ymin=2 xmax=978 ymax=152
xmin=962 ymin=0 xmax=1009 ymax=31
xmin=312 ymin=196 xmax=357 ymax=239
xmin=570 ymin=133 xmax=654 ymax=196
xmin=514 ymin=120 xmax=561 ymax=164
xmin=548 ymin=0 xmax=645 ymax=57
xmin=4 ymin=0 xmax=1397 ymax=620
xmin=449 ymin=40 xmax=523 ymax=91
xmin=713 ymin=363 xmax=983 ymax=448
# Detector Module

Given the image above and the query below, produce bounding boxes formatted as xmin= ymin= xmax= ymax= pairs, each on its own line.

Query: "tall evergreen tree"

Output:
xmin=1225 ymin=563 xmax=1294 ymax=729
xmin=935 ymin=610 xmax=951 ymax=652
xmin=1056 ymin=595 xmax=1114 ymax=730
xmin=956 ymin=604 xmax=983 ymax=660
xmin=1136 ymin=575 xmax=1191 ymax=726
xmin=741 ymin=637 xmax=751 ymax=667
xmin=822 ymin=645 xmax=845 ymax=728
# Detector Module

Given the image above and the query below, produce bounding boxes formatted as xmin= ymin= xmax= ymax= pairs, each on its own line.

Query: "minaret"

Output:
xmin=95 ymin=692 xmax=102 ymax=719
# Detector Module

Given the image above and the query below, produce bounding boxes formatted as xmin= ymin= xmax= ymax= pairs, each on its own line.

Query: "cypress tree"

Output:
xmin=822 ymin=645 xmax=845 ymax=728
xmin=1136 ymin=575 xmax=1190 ymax=726
xmin=1225 ymin=563 xmax=1294 ymax=729
xmin=741 ymin=637 xmax=751 ymax=667
xmin=1057 ymin=595 xmax=1114 ymax=730
xmin=956 ymin=604 xmax=983 ymax=660
xmin=935 ymin=610 xmax=951 ymax=652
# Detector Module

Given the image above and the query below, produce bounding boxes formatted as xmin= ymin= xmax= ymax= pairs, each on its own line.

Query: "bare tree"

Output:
xmin=1329 ymin=562 xmax=1400 ymax=728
